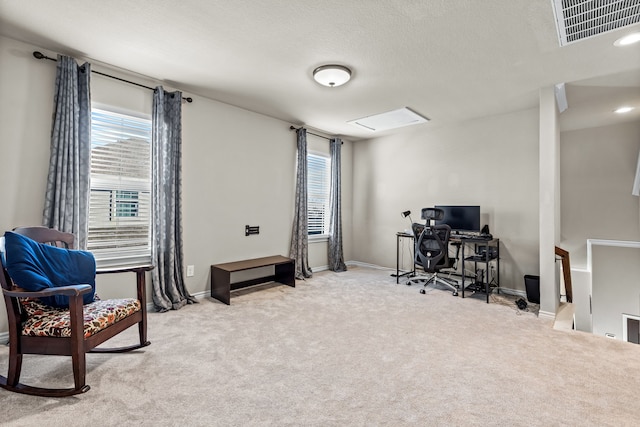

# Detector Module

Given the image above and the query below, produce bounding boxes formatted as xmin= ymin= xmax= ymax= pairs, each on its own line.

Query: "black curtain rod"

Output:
xmin=289 ymin=126 xmax=338 ymax=142
xmin=33 ymin=51 xmax=193 ymax=103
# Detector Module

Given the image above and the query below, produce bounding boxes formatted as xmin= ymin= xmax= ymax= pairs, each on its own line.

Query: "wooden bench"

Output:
xmin=210 ymin=255 xmax=295 ymax=305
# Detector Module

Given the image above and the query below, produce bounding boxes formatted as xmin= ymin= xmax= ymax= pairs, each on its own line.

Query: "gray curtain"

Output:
xmin=151 ymin=87 xmax=196 ymax=312
xmin=289 ymin=128 xmax=313 ymax=279
xmin=328 ymin=138 xmax=347 ymax=272
xmin=43 ymin=55 xmax=91 ymax=249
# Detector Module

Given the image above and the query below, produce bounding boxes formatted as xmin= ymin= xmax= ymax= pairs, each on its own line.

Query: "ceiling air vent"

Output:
xmin=552 ymin=0 xmax=640 ymax=46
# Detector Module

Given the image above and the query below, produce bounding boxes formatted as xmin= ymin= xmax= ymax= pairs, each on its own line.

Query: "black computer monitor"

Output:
xmin=434 ymin=205 xmax=480 ymax=232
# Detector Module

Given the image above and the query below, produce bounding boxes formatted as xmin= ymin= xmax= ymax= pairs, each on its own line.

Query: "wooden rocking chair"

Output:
xmin=0 ymin=226 xmax=152 ymax=397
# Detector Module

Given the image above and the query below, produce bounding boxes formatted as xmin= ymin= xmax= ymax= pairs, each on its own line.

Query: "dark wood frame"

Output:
xmin=555 ymin=246 xmax=573 ymax=303
xmin=0 ymin=227 xmax=152 ymax=397
xmin=211 ymin=255 xmax=295 ymax=305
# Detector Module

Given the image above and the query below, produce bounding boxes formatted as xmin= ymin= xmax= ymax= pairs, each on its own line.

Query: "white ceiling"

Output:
xmin=1 ymin=0 xmax=639 ymax=140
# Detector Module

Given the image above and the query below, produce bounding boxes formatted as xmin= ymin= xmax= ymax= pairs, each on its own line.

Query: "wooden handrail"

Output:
xmin=555 ymin=246 xmax=572 ymax=303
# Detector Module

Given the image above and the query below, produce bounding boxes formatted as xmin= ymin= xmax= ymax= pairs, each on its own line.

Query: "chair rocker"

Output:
xmin=0 ymin=226 xmax=152 ymax=397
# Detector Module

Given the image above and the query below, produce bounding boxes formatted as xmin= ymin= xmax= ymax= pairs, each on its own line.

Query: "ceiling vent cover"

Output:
xmin=552 ymin=0 xmax=640 ymax=46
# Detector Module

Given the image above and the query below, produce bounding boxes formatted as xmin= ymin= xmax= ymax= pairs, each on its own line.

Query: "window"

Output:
xmin=88 ymin=108 xmax=152 ymax=267
xmin=114 ymin=190 xmax=139 ymax=218
xmin=307 ymin=152 xmax=331 ymax=236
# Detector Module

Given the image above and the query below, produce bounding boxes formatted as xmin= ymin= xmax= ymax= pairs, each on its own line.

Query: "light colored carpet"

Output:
xmin=1 ymin=266 xmax=639 ymax=426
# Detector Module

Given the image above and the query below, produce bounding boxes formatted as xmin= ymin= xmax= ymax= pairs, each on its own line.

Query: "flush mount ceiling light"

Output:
xmin=313 ymin=65 xmax=351 ymax=87
xmin=614 ymin=32 xmax=640 ymax=46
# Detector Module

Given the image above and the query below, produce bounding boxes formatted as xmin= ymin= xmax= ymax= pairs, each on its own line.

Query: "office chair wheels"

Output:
xmin=452 ymin=291 xmax=458 ymax=296
xmin=420 ymin=288 xmax=426 ymax=294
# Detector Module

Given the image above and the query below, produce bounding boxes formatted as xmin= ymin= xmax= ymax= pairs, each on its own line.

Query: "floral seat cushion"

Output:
xmin=20 ymin=298 xmax=141 ymax=338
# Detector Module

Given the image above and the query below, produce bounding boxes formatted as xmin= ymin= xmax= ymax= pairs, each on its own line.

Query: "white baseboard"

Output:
xmin=539 ymin=310 xmax=556 ymax=320
xmin=497 ymin=287 xmax=527 ymax=298
xmin=190 ymin=290 xmax=209 ymax=300
xmin=345 ymin=260 xmax=393 ymax=271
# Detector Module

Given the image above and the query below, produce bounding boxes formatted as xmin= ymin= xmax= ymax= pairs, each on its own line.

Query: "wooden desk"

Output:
xmin=210 ymin=255 xmax=295 ymax=305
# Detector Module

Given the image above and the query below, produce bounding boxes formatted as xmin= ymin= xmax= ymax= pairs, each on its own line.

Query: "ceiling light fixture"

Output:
xmin=614 ymin=106 xmax=634 ymax=114
xmin=313 ymin=65 xmax=351 ymax=87
xmin=614 ymin=32 xmax=640 ymax=46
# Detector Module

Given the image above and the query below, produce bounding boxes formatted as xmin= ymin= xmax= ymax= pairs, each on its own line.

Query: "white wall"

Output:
xmin=351 ymin=108 xmax=540 ymax=293
xmin=0 ymin=36 xmax=353 ymax=334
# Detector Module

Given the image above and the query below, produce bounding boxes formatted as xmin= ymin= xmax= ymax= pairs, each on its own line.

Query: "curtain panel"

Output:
xmin=328 ymin=138 xmax=347 ymax=272
xmin=43 ymin=55 xmax=92 ymax=249
xmin=289 ymin=128 xmax=312 ymax=279
xmin=151 ymin=87 xmax=196 ymax=311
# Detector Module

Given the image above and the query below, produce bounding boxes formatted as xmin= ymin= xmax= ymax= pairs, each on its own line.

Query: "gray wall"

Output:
xmin=560 ymin=121 xmax=640 ymax=267
xmin=560 ymin=121 xmax=640 ymax=339
xmin=2 ymin=32 xmax=637 ymax=336
xmin=0 ymin=36 xmax=353 ymax=334
xmin=591 ymin=244 xmax=640 ymax=339
xmin=350 ymin=108 xmax=541 ymax=293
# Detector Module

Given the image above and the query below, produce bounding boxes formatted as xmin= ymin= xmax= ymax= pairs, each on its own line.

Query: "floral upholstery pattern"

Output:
xmin=20 ymin=298 xmax=141 ymax=338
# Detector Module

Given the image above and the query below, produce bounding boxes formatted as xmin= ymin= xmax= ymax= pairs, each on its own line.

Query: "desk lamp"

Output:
xmin=401 ymin=210 xmax=413 ymax=234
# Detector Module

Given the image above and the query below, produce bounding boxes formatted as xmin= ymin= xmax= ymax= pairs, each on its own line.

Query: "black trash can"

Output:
xmin=524 ymin=275 xmax=540 ymax=304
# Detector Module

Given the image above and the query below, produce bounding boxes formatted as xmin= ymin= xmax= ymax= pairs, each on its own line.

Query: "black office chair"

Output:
xmin=407 ymin=208 xmax=459 ymax=296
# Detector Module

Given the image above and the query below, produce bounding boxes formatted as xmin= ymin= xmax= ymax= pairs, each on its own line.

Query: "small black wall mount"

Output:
xmin=245 ymin=225 xmax=259 ymax=236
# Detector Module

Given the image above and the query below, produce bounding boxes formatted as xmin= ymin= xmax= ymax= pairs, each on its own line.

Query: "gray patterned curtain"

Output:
xmin=328 ymin=138 xmax=347 ymax=272
xmin=151 ymin=87 xmax=196 ymax=312
xmin=43 ymin=55 xmax=91 ymax=249
xmin=289 ymin=128 xmax=312 ymax=279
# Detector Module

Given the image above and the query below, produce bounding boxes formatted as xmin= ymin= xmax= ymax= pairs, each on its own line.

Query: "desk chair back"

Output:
xmin=415 ymin=223 xmax=452 ymax=272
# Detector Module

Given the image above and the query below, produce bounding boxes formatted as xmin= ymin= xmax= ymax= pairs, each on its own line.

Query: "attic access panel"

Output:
xmin=347 ymin=107 xmax=429 ymax=132
xmin=552 ymin=0 xmax=640 ymax=46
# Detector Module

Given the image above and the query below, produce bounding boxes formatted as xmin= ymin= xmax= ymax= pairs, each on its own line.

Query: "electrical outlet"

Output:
xmin=186 ymin=265 xmax=195 ymax=277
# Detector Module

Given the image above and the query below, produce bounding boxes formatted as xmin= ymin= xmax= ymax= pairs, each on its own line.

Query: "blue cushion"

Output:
xmin=3 ymin=231 xmax=96 ymax=307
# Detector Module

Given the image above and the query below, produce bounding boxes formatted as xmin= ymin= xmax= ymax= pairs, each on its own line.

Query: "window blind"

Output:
xmin=88 ymin=109 xmax=152 ymax=267
xmin=307 ymin=153 xmax=331 ymax=236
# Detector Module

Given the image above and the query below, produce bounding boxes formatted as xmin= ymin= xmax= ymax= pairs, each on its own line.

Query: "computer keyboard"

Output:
xmin=452 ymin=232 xmax=492 ymax=240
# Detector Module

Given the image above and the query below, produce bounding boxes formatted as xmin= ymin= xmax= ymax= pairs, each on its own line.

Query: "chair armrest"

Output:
xmin=96 ymin=265 xmax=154 ymax=275
xmin=94 ymin=265 xmax=153 ymax=308
xmin=3 ymin=284 xmax=93 ymax=298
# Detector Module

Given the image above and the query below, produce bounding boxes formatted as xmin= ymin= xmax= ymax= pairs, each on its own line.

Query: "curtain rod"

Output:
xmin=33 ymin=51 xmax=193 ymax=103
xmin=289 ymin=126 xmax=343 ymax=143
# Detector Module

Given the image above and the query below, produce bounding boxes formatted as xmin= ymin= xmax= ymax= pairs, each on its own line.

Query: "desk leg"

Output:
xmin=496 ymin=242 xmax=500 ymax=296
xmin=461 ymin=243 xmax=466 ymax=298
xmin=484 ymin=244 xmax=490 ymax=303
xmin=396 ymin=234 xmax=400 ymax=284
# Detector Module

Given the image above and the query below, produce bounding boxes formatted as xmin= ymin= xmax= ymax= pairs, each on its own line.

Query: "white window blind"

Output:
xmin=307 ymin=152 xmax=331 ymax=236
xmin=88 ymin=108 xmax=152 ymax=268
